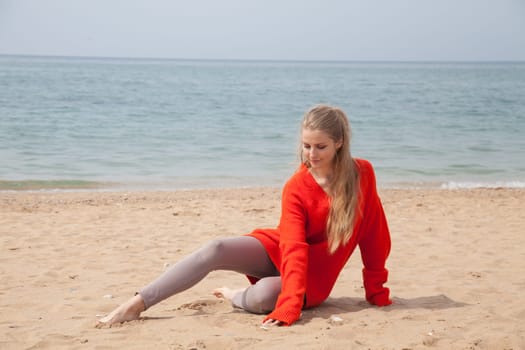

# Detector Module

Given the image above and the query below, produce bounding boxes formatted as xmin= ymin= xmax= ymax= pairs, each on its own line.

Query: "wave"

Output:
xmin=440 ymin=181 xmax=525 ymax=189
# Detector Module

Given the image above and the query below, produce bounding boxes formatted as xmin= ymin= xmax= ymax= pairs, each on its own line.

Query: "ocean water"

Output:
xmin=1 ymin=55 xmax=524 ymax=190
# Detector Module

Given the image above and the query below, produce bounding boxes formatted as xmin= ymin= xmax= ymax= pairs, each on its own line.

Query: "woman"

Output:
xmin=97 ymin=104 xmax=392 ymax=328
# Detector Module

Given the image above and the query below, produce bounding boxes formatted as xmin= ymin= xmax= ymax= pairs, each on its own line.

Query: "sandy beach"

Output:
xmin=1 ymin=187 xmax=524 ymax=349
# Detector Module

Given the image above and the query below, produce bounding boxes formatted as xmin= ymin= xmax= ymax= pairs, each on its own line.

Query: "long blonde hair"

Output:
xmin=301 ymin=105 xmax=360 ymax=254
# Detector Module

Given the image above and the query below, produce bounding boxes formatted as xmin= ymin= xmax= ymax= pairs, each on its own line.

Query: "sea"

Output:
xmin=1 ymin=55 xmax=524 ymax=191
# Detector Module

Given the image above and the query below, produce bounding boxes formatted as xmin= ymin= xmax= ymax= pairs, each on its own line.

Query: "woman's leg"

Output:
xmin=97 ymin=236 xmax=278 ymax=326
xmin=232 ymin=276 xmax=281 ymax=314
xmin=140 ymin=236 xmax=279 ymax=309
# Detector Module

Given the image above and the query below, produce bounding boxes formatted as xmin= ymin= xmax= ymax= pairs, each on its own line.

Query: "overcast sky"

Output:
xmin=1 ymin=0 xmax=524 ymax=61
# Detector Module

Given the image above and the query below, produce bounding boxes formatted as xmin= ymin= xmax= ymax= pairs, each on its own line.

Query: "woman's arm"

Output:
xmin=358 ymin=161 xmax=392 ymax=306
xmin=263 ymin=177 xmax=309 ymax=326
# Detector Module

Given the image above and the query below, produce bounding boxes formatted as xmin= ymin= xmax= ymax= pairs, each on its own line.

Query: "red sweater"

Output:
xmin=247 ymin=158 xmax=391 ymax=326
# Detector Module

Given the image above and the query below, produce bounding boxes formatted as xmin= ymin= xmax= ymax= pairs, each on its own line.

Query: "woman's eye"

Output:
xmin=303 ymin=145 xmax=311 ymax=149
xmin=317 ymin=145 xmax=326 ymax=150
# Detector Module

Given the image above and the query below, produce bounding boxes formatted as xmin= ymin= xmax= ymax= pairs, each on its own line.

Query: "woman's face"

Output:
xmin=302 ymin=128 xmax=342 ymax=173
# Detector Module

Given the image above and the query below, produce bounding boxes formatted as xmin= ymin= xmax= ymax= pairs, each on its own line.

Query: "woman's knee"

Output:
xmin=196 ymin=238 xmax=236 ymax=268
xmin=198 ymin=239 xmax=225 ymax=260
xmin=248 ymin=277 xmax=281 ymax=313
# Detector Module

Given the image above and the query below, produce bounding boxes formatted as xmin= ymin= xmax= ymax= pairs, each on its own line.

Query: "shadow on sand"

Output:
xmin=299 ymin=294 xmax=468 ymax=323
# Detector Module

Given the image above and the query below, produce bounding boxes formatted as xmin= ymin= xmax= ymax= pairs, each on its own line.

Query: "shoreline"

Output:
xmin=2 ymin=178 xmax=525 ymax=192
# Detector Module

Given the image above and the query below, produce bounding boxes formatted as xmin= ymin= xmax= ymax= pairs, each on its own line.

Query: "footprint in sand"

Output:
xmin=177 ymin=299 xmax=221 ymax=311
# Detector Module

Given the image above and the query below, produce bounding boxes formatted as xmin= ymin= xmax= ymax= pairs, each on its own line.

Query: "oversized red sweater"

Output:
xmin=247 ymin=158 xmax=391 ymax=326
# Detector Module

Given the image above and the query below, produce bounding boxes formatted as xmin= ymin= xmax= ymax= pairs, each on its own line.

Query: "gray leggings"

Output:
xmin=139 ymin=236 xmax=281 ymax=314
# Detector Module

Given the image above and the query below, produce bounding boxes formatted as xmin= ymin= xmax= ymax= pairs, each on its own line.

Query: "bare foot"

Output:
xmin=95 ymin=294 xmax=146 ymax=328
xmin=212 ymin=286 xmax=245 ymax=302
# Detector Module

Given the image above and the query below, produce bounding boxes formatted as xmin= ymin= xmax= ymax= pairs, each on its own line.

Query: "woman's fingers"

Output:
xmin=261 ymin=318 xmax=283 ymax=329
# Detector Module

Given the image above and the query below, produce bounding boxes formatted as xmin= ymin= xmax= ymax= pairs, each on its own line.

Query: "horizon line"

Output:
xmin=1 ymin=53 xmax=524 ymax=64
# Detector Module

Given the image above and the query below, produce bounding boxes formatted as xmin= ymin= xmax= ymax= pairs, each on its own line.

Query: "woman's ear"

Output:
xmin=335 ymin=140 xmax=343 ymax=150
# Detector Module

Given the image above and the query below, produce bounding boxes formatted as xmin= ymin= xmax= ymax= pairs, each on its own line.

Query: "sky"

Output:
xmin=0 ymin=0 xmax=524 ymax=61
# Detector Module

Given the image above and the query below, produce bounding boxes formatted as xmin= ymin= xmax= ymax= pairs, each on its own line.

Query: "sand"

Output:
xmin=1 ymin=187 xmax=524 ymax=349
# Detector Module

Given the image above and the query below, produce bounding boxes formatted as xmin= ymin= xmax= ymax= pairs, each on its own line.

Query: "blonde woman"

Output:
xmin=97 ymin=104 xmax=392 ymax=328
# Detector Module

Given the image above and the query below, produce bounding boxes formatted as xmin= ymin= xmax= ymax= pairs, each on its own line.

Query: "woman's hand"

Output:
xmin=261 ymin=318 xmax=283 ymax=329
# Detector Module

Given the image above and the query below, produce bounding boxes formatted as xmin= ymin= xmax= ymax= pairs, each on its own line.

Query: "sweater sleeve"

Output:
xmin=358 ymin=161 xmax=392 ymax=307
xmin=264 ymin=178 xmax=308 ymax=326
